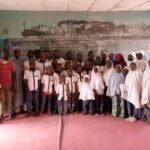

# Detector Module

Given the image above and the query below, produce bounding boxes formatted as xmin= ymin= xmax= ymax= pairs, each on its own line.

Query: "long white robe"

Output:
xmin=141 ymin=67 xmax=150 ymax=107
xmin=90 ymin=66 xmax=104 ymax=95
xmin=79 ymin=75 xmax=95 ymax=101
xmin=124 ymin=70 xmax=142 ymax=108
xmin=136 ymin=59 xmax=147 ymax=73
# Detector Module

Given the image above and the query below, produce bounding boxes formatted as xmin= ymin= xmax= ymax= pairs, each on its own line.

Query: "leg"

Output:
xmin=40 ymin=95 xmax=47 ymax=113
xmin=63 ymin=101 xmax=68 ymax=115
xmin=95 ymin=95 xmax=100 ymax=114
xmin=112 ymin=96 xmax=118 ymax=117
xmin=33 ymin=91 xmax=39 ymax=113
xmin=27 ymin=91 xmax=33 ymax=114
xmin=147 ymin=108 xmax=150 ymax=122
xmin=0 ymin=87 xmax=6 ymax=113
xmin=47 ymin=96 xmax=52 ymax=114
xmin=89 ymin=100 xmax=94 ymax=115
xmin=119 ymin=97 xmax=125 ymax=118
xmin=83 ymin=101 xmax=88 ymax=114
xmin=100 ymin=95 xmax=104 ymax=114
xmin=57 ymin=100 xmax=63 ymax=115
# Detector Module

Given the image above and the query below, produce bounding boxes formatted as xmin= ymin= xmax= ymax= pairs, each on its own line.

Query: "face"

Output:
xmin=29 ymin=61 xmax=36 ymax=70
xmin=66 ymin=51 xmax=73 ymax=60
xmin=77 ymin=65 xmax=83 ymax=73
xmin=46 ymin=66 xmax=53 ymax=75
xmin=106 ymin=60 xmax=112 ymax=68
xmin=130 ymin=62 xmax=137 ymax=71
xmin=28 ymin=50 xmax=34 ymax=59
xmin=84 ymin=77 xmax=89 ymax=82
xmin=34 ymin=49 xmax=40 ymax=59
xmin=96 ymin=56 xmax=101 ymax=65
xmin=14 ymin=49 xmax=21 ymax=58
xmin=136 ymin=53 xmax=143 ymax=60
xmin=3 ymin=50 xmax=9 ymax=60
xmin=56 ymin=64 xmax=62 ymax=73
xmin=94 ymin=67 xmax=98 ymax=73
xmin=109 ymin=53 xmax=114 ymax=61
xmin=101 ymin=53 xmax=107 ymax=60
xmin=128 ymin=54 xmax=134 ymax=61
xmin=115 ymin=66 xmax=121 ymax=73
xmin=53 ymin=50 xmax=60 ymax=58
xmin=77 ymin=53 xmax=82 ymax=61
xmin=123 ymin=68 xmax=129 ymax=76
xmin=60 ymin=75 xmax=65 ymax=83
xmin=65 ymin=62 xmax=72 ymax=70
xmin=88 ymin=51 xmax=94 ymax=60
xmin=40 ymin=52 xmax=47 ymax=61
xmin=67 ymin=69 xmax=72 ymax=77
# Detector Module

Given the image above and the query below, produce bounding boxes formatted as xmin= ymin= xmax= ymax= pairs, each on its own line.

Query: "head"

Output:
xmin=115 ymin=65 xmax=122 ymax=73
xmin=14 ymin=49 xmax=21 ymax=59
xmin=66 ymin=51 xmax=73 ymax=60
xmin=128 ymin=54 xmax=134 ymax=62
xmin=29 ymin=60 xmax=36 ymax=70
xmin=101 ymin=52 xmax=107 ymax=60
xmin=77 ymin=65 xmax=83 ymax=73
xmin=2 ymin=48 xmax=9 ymax=60
xmin=84 ymin=75 xmax=90 ymax=83
xmin=77 ymin=53 xmax=83 ymax=62
xmin=53 ymin=50 xmax=60 ymax=59
xmin=40 ymin=51 xmax=47 ymax=62
xmin=34 ymin=49 xmax=41 ymax=59
xmin=96 ymin=56 xmax=101 ymax=66
xmin=59 ymin=74 xmax=65 ymax=83
xmin=46 ymin=66 xmax=53 ymax=75
xmin=88 ymin=51 xmax=94 ymax=61
xmin=67 ymin=69 xmax=73 ymax=77
xmin=56 ymin=63 xmax=62 ymax=74
xmin=105 ymin=60 xmax=112 ymax=69
xmin=27 ymin=50 xmax=34 ymax=59
xmin=52 ymin=59 xmax=58 ymax=69
xmin=130 ymin=62 xmax=137 ymax=71
xmin=44 ymin=50 xmax=52 ymax=60
xmin=93 ymin=66 xmax=99 ymax=73
xmin=109 ymin=53 xmax=115 ymax=61
xmin=114 ymin=53 xmax=124 ymax=63
xmin=123 ymin=67 xmax=129 ymax=76
xmin=136 ymin=53 xmax=143 ymax=60
xmin=65 ymin=61 xmax=72 ymax=70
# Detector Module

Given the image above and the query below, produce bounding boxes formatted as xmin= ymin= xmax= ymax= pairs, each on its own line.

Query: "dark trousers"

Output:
xmin=40 ymin=95 xmax=52 ymax=113
xmin=127 ymin=101 xmax=140 ymax=118
xmin=75 ymin=93 xmax=82 ymax=113
xmin=95 ymin=95 xmax=104 ymax=114
xmin=27 ymin=91 xmax=39 ymax=113
xmin=102 ymin=87 xmax=112 ymax=114
xmin=57 ymin=100 xmax=68 ymax=115
xmin=52 ymin=94 xmax=58 ymax=113
xmin=68 ymin=93 xmax=75 ymax=113
xmin=83 ymin=100 xmax=94 ymax=114
xmin=141 ymin=106 xmax=150 ymax=121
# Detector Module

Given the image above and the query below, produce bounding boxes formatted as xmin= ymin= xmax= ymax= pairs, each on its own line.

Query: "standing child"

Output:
xmin=65 ymin=69 xmax=78 ymax=113
xmin=40 ymin=66 xmax=54 ymax=115
xmin=24 ymin=60 xmax=41 ymax=116
xmin=124 ymin=62 xmax=142 ymax=122
xmin=56 ymin=74 xmax=69 ymax=115
xmin=79 ymin=75 xmax=95 ymax=115
xmin=90 ymin=66 xmax=104 ymax=115
xmin=107 ymin=65 xmax=125 ymax=117
xmin=141 ymin=60 xmax=150 ymax=123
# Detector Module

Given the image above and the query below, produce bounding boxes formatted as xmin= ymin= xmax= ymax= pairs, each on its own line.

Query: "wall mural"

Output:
xmin=1 ymin=11 xmax=150 ymax=59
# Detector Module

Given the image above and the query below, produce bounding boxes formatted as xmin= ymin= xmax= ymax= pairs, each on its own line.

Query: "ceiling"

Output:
xmin=0 ymin=0 xmax=150 ymax=11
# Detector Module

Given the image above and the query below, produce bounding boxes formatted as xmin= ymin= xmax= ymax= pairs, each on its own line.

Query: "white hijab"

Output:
xmin=90 ymin=66 xmax=104 ymax=95
xmin=79 ymin=75 xmax=95 ymax=101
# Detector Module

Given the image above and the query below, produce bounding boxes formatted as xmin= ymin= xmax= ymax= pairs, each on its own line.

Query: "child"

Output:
xmin=103 ymin=60 xmax=114 ymax=114
xmin=65 ymin=69 xmax=78 ymax=113
xmin=40 ymin=66 xmax=54 ymax=115
xmin=79 ymin=75 xmax=95 ymax=115
xmin=24 ymin=60 xmax=41 ymax=116
xmin=141 ymin=60 xmax=150 ymax=123
xmin=107 ymin=65 xmax=125 ymax=117
xmin=124 ymin=62 xmax=142 ymax=122
xmin=90 ymin=66 xmax=104 ymax=115
xmin=56 ymin=74 xmax=69 ymax=115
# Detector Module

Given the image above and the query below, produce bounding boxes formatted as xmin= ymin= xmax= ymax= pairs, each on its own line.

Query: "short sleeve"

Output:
xmin=24 ymin=70 xmax=28 ymax=80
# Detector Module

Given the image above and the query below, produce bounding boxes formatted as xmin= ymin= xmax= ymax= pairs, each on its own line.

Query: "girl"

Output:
xmin=79 ymin=75 xmax=95 ymax=115
xmin=141 ymin=60 xmax=150 ymax=123
xmin=90 ymin=66 xmax=104 ymax=115
xmin=40 ymin=66 xmax=54 ymax=115
xmin=107 ymin=65 xmax=125 ymax=117
xmin=124 ymin=62 xmax=142 ymax=122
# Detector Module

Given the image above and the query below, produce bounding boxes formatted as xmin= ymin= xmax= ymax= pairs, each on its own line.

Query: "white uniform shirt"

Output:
xmin=53 ymin=72 xmax=59 ymax=92
xmin=56 ymin=83 xmax=68 ymax=101
xmin=24 ymin=69 xmax=41 ymax=91
xmin=65 ymin=76 xmax=78 ymax=93
xmin=41 ymin=74 xmax=54 ymax=94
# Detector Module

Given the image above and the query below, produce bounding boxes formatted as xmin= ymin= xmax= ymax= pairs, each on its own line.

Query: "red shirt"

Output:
xmin=0 ymin=60 xmax=15 ymax=87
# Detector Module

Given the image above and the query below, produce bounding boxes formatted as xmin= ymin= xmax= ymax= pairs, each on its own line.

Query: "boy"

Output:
xmin=65 ymin=69 xmax=78 ymax=113
xmin=24 ymin=60 xmax=41 ymax=116
xmin=56 ymin=74 xmax=69 ymax=115
xmin=40 ymin=66 xmax=54 ymax=115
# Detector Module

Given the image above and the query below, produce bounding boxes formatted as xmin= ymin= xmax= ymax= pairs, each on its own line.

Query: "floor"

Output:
xmin=0 ymin=114 xmax=150 ymax=150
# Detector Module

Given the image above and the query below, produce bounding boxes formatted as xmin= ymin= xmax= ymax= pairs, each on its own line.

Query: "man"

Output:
xmin=12 ymin=49 xmax=24 ymax=114
xmin=0 ymin=48 xmax=15 ymax=121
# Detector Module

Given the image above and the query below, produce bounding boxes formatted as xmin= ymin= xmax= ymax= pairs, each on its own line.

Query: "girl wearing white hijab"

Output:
xmin=103 ymin=60 xmax=114 ymax=114
xmin=141 ymin=60 xmax=150 ymax=123
xmin=107 ymin=65 xmax=125 ymax=117
xmin=79 ymin=75 xmax=95 ymax=115
xmin=90 ymin=66 xmax=104 ymax=115
xmin=124 ymin=62 xmax=142 ymax=122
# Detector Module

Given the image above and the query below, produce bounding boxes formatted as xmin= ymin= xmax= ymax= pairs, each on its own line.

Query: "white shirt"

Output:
xmin=65 ymin=76 xmax=78 ymax=93
xmin=41 ymin=74 xmax=54 ymax=94
xmin=56 ymin=83 xmax=68 ymax=101
xmin=24 ymin=69 xmax=41 ymax=91
xmin=53 ymin=72 xmax=60 ymax=92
